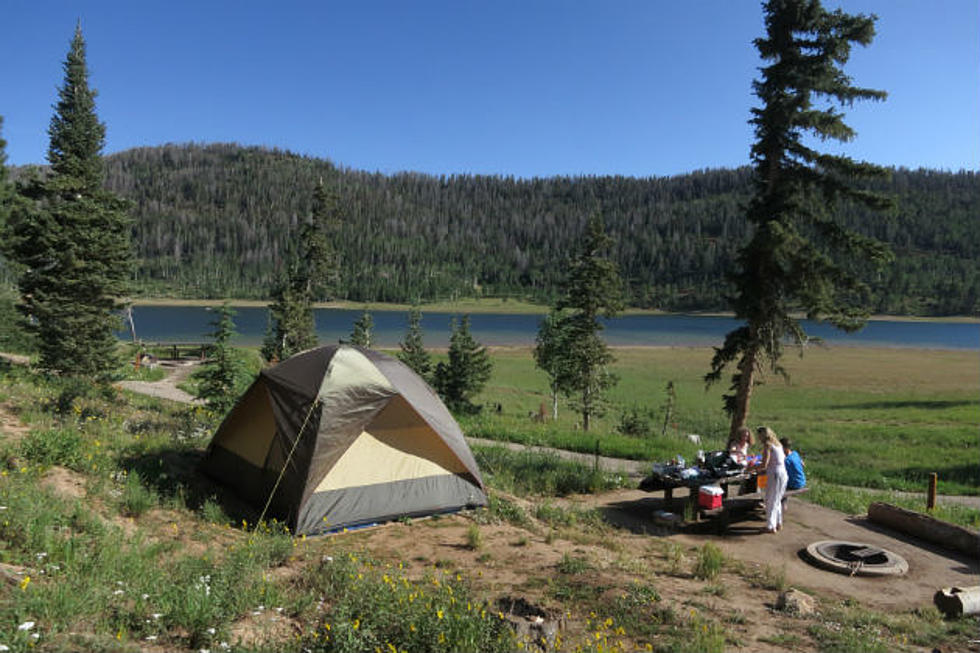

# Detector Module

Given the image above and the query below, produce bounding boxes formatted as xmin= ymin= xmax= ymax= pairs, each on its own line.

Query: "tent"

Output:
xmin=201 ymin=345 xmax=487 ymax=534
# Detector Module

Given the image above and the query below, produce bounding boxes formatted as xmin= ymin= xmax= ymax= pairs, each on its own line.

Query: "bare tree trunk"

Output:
xmin=582 ymin=387 xmax=591 ymax=431
xmin=551 ymin=387 xmax=559 ymax=421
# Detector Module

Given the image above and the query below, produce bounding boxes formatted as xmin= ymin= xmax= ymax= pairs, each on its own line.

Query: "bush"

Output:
xmin=20 ymin=427 xmax=86 ymax=469
xmin=617 ymin=406 xmax=654 ymax=437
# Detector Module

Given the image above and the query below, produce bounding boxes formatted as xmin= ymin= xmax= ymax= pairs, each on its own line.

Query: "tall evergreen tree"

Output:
xmin=3 ymin=25 xmax=133 ymax=380
xmin=349 ymin=310 xmax=373 ymax=347
xmin=194 ymin=303 xmax=246 ymax=415
xmin=556 ymin=214 xmax=624 ymax=431
xmin=262 ymin=265 xmax=316 ymax=362
xmin=397 ymin=305 xmax=431 ymax=379
xmin=262 ymin=179 xmax=342 ymax=361
xmin=706 ymin=0 xmax=894 ymax=437
xmin=432 ymin=315 xmax=492 ymax=414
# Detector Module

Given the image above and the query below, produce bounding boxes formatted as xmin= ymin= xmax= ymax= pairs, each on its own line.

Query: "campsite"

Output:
xmin=1 ymin=1 xmax=978 ymax=650
xmin=0 ymin=341 xmax=976 ymax=652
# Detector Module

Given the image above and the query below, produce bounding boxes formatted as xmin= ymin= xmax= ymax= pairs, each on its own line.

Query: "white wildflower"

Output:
xmin=17 ymin=622 xmax=34 ymax=631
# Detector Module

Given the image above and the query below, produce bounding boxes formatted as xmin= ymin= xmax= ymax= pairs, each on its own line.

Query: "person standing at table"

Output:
xmin=758 ymin=426 xmax=788 ymax=533
xmin=780 ymin=437 xmax=806 ymax=490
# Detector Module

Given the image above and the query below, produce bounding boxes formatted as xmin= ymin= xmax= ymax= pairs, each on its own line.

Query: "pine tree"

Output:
xmin=262 ymin=179 xmax=341 ymax=362
xmin=262 ymin=265 xmax=316 ymax=362
xmin=706 ymin=0 xmax=894 ymax=437
xmin=349 ymin=310 xmax=373 ymax=347
xmin=3 ymin=26 xmax=133 ymax=380
xmin=432 ymin=315 xmax=492 ymax=414
xmin=194 ymin=303 xmax=246 ymax=415
xmin=555 ymin=214 xmax=624 ymax=431
xmin=397 ymin=305 xmax=431 ymax=379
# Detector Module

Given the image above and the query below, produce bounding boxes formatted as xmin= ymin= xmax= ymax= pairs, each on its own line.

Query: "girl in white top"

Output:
xmin=726 ymin=426 xmax=754 ymax=466
xmin=758 ymin=426 xmax=788 ymax=533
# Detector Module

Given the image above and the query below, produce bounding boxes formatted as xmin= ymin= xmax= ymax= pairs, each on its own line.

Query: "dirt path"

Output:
xmin=117 ymin=360 xmax=203 ymax=404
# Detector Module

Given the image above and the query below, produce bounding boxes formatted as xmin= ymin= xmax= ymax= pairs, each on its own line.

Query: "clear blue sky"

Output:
xmin=2 ymin=1 xmax=977 ymax=178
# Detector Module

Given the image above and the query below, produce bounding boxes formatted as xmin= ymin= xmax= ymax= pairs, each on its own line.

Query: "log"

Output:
xmin=867 ymin=502 xmax=979 ymax=559
xmin=934 ymin=586 xmax=980 ymax=618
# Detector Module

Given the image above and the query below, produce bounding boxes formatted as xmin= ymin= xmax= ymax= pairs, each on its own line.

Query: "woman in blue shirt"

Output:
xmin=780 ymin=437 xmax=806 ymax=490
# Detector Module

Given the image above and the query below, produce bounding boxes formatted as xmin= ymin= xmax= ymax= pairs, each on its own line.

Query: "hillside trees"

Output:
xmin=95 ymin=143 xmax=980 ymax=316
xmin=3 ymin=26 xmax=133 ymax=380
xmin=706 ymin=0 xmax=894 ymax=437
xmin=552 ymin=214 xmax=624 ymax=431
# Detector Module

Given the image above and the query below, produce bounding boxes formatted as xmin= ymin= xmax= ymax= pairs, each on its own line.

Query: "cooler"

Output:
xmin=698 ymin=485 xmax=723 ymax=509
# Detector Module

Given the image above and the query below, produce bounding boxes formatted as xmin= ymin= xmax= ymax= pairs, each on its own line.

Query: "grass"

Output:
xmin=692 ymin=542 xmax=725 ymax=581
xmin=460 ymin=345 xmax=978 ymax=504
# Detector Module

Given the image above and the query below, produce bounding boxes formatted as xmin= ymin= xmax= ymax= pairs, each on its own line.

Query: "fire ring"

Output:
xmin=803 ymin=540 xmax=908 ymax=577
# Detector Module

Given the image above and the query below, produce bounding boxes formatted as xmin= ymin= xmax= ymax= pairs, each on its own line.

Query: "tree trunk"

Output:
xmin=551 ymin=387 xmax=559 ymax=421
xmin=730 ymin=343 xmax=758 ymax=439
xmin=582 ymin=387 xmax=591 ymax=431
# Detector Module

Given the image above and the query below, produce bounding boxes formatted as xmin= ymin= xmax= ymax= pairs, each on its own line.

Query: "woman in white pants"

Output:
xmin=758 ymin=426 xmax=788 ymax=533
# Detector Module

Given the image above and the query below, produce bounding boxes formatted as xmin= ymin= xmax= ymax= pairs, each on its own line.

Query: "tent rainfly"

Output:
xmin=201 ymin=345 xmax=487 ymax=534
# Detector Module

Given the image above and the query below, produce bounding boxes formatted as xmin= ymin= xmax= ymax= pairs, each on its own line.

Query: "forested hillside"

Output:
xmin=14 ymin=143 xmax=980 ymax=315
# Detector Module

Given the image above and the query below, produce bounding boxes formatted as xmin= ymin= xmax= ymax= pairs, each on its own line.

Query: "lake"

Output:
xmin=123 ymin=306 xmax=979 ymax=350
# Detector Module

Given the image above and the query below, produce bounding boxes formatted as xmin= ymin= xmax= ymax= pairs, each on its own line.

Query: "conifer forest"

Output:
xmin=10 ymin=143 xmax=979 ymax=316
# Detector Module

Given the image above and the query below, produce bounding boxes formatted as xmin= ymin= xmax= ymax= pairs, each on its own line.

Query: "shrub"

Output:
xmin=20 ymin=427 xmax=86 ymax=469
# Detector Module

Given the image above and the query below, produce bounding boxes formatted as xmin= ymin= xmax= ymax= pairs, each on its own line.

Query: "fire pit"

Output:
xmin=803 ymin=540 xmax=908 ymax=577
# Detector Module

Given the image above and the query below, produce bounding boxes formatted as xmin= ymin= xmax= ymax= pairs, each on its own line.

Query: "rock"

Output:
xmin=777 ymin=588 xmax=815 ymax=616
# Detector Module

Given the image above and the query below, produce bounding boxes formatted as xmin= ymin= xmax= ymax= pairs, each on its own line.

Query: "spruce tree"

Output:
xmin=194 ymin=303 xmax=246 ymax=415
xmin=706 ymin=0 xmax=894 ymax=437
xmin=397 ymin=305 xmax=431 ymax=379
xmin=432 ymin=315 xmax=492 ymax=414
xmin=349 ymin=310 xmax=373 ymax=347
xmin=4 ymin=26 xmax=132 ymax=380
xmin=555 ymin=214 xmax=624 ymax=431
xmin=262 ymin=179 xmax=341 ymax=362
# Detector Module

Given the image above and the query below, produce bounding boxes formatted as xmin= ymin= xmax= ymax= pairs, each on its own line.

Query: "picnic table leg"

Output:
xmin=664 ymin=487 xmax=673 ymax=503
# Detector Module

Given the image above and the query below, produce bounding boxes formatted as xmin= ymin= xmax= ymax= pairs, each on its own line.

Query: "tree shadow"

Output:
xmin=900 ymin=463 xmax=979 ymax=488
xmin=843 ymin=515 xmax=980 ymax=571
xmin=117 ymin=446 xmax=260 ymax=526
xmin=828 ymin=399 xmax=975 ymax=411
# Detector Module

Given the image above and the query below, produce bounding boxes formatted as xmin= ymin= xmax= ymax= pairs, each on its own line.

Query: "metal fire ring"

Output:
xmin=803 ymin=540 xmax=908 ymax=577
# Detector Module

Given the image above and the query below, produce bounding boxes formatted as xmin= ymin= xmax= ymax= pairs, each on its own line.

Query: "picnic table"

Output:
xmin=640 ymin=461 xmax=809 ymax=532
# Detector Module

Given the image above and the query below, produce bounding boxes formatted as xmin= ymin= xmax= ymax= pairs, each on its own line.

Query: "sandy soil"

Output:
xmin=117 ymin=359 xmax=203 ymax=404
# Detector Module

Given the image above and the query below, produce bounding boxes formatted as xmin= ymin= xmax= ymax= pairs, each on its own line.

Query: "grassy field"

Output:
xmin=445 ymin=345 xmax=979 ymax=497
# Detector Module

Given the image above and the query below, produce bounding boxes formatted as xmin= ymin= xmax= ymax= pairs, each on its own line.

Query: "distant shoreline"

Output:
xmin=129 ymin=297 xmax=980 ymax=323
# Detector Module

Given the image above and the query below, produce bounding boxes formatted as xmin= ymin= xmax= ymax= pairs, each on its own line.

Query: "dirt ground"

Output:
xmin=337 ymin=485 xmax=978 ymax=651
xmin=563 ymin=488 xmax=979 ymax=611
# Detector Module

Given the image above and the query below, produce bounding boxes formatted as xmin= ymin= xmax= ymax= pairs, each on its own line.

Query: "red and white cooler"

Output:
xmin=698 ymin=485 xmax=723 ymax=509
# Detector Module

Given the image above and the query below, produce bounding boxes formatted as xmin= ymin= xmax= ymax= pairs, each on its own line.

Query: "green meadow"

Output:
xmin=451 ymin=345 xmax=979 ymax=497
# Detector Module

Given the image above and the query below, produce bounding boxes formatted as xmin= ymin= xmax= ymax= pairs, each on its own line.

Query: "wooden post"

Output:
xmin=927 ymin=473 xmax=937 ymax=510
xmin=594 ymin=439 xmax=600 ymax=473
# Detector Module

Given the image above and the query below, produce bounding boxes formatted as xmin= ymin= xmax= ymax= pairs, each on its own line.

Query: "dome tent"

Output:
xmin=201 ymin=345 xmax=487 ymax=534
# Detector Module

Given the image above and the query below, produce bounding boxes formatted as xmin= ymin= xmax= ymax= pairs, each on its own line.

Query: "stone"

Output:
xmin=777 ymin=588 xmax=816 ymax=616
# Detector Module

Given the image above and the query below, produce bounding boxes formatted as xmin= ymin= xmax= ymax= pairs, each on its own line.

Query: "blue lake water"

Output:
xmin=123 ymin=306 xmax=979 ymax=350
